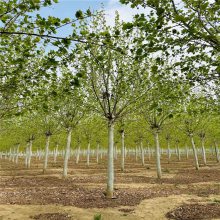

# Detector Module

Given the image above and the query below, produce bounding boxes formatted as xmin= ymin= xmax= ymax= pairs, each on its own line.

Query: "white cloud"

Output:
xmin=104 ymin=0 xmax=149 ymax=25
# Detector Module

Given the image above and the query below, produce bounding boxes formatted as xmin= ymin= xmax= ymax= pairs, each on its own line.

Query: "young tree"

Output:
xmin=56 ymin=72 xmax=85 ymax=178
xmin=74 ymin=12 xmax=150 ymax=198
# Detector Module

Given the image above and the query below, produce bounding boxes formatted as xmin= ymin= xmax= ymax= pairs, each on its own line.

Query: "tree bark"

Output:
xmin=190 ymin=135 xmax=199 ymax=170
xmin=15 ymin=144 xmax=20 ymax=164
xmin=135 ymin=146 xmax=138 ymax=162
xmin=76 ymin=144 xmax=80 ymax=164
xmin=148 ymin=146 xmax=151 ymax=160
xmin=106 ymin=120 xmax=114 ymax=198
xmin=140 ymin=140 xmax=145 ymax=166
xmin=167 ymin=141 xmax=171 ymax=163
xmin=214 ymin=141 xmax=220 ymax=163
xmin=121 ymin=130 xmax=125 ymax=171
xmin=25 ymin=145 xmax=28 ymax=167
xmin=54 ymin=144 xmax=58 ymax=163
xmin=27 ymin=140 xmax=32 ymax=169
xmin=185 ymin=145 xmax=189 ymax=159
xmin=43 ymin=135 xmax=50 ymax=173
xmin=63 ymin=128 xmax=72 ymax=178
xmin=154 ymin=130 xmax=162 ymax=179
xmin=177 ymin=144 xmax=181 ymax=161
xmin=201 ymin=138 xmax=207 ymax=165
xmin=87 ymin=141 xmax=90 ymax=166
xmin=96 ymin=142 xmax=100 ymax=164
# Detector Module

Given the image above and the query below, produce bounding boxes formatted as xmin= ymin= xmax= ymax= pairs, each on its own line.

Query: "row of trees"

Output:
xmin=0 ymin=0 xmax=219 ymax=198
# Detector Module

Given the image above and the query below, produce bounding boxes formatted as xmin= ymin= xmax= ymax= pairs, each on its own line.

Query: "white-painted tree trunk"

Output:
xmin=135 ymin=146 xmax=138 ymax=162
xmin=121 ymin=130 xmax=125 ymax=171
xmin=140 ymin=140 xmax=145 ymax=166
xmin=27 ymin=140 xmax=32 ymax=168
xmin=54 ymin=144 xmax=58 ymax=163
xmin=87 ymin=141 xmax=90 ymax=166
xmin=177 ymin=144 xmax=181 ymax=161
xmin=76 ymin=144 xmax=80 ymax=164
xmin=148 ymin=146 xmax=151 ymax=160
xmin=190 ymin=135 xmax=199 ymax=170
xmin=154 ymin=130 xmax=162 ymax=179
xmin=12 ymin=148 xmax=15 ymax=162
xmin=201 ymin=138 xmax=207 ymax=165
xmin=25 ymin=143 xmax=29 ymax=167
xmin=214 ymin=142 xmax=220 ymax=163
xmin=185 ymin=145 xmax=189 ymax=159
xmin=9 ymin=148 xmax=12 ymax=161
xmin=43 ymin=135 xmax=50 ymax=173
xmin=15 ymin=144 xmax=20 ymax=164
xmin=167 ymin=141 xmax=171 ymax=163
xmin=63 ymin=128 xmax=72 ymax=178
xmin=96 ymin=142 xmax=100 ymax=164
xmin=106 ymin=121 xmax=114 ymax=198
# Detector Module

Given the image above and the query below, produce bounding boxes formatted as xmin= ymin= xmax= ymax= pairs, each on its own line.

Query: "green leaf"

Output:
xmin=75 ymin=10 xmax=83 ymax=19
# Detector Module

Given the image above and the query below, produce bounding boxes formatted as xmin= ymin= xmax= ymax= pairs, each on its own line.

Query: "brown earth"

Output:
xmin=166 ymin=202 xmax=220 ymax=220
xmin=0 ymin=154 xmax=220 ymax=219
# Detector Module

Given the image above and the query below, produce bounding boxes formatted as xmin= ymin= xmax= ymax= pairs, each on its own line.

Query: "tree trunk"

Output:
xmin=177 ymin=144 xmax=181 ymax=161
xmin=54 ymin=144 xmax=58 ymax=163
xmin=167 ymin=141 xmax=171 ymax=163
xmin=43 ymin=135 xmax=50 ymax=173
xmin=25 ymin=143 xmax=29 ymax=167
xmin=87 ymin=141 xmax=90 ymax=166
xmin=12 ymin=148 xmax=15 ymax=162
xmin=185 ymin=145 xmax=189 ymax=159
xmin=201 ymin=138 xmax=207 ymax=165
xmin=135 ymin=146 xmax=138 ymax=162
xmin=214 ymin=142 xmax=220 ymax=163
xmin=106 ymin=121 xmax=114 ymax=198
xmin=148 ymin=146 xmax=151 ymax=160
xmin=140 ymin=140 xmax=145 ymax=166
xmin=190 ymin=135 xmax=199 ymax=170
xmin=96 ymin=142 xmax=100 ymax=164
xmin=63 ymin=128 xmax=72 ymax=178
xmin=27 ymin=140 xmax=32 ymax=169
xmin=76 ymin=144 xmax=80 ymax=164
xmin=154 ymin=130 xmax=162 ymax=179
xmin=9 ymin=148 xmax=12 ymax=161
xmin=15 ymin=144 xmax=20 ymax=164
xmin=121 ymin=130 xmax=125 ymax=171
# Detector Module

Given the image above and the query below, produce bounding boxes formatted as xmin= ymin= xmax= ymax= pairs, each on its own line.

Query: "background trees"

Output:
xmin=0 ymin=0 xmax=219 ymax=200
xmin=120 ymin=0 xmax=219 ymax=84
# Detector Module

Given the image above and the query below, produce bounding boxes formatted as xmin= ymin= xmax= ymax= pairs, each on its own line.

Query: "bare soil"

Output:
xmin=166 ymin=202 xmax=220 ymax=220
xmin=31 ymin=213 xmax=71 ymax=220
xmin=0 ymin=154 xmax=220 ymax=219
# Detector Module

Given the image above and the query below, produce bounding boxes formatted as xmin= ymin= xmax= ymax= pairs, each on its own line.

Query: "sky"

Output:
xmin=39 ymin=0 xmax=146 ymax=25
xmin=36 ymin=0 xmax=147 ymax=40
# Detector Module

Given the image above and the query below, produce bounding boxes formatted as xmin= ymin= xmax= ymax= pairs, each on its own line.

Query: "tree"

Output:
xmin=74 ymin=12 xmax=150 ymax=198
xmin=139 ymin=65 xmax=183 ymax=178
xmin=55 ymin=71 xmax=85 ymax=178
xmin=120 ymin=0 xmax=220 ymax=83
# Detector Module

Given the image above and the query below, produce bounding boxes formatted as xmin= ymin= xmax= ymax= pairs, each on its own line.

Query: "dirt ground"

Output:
xmin=1 ymin=154 xmax=220 ymax=220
